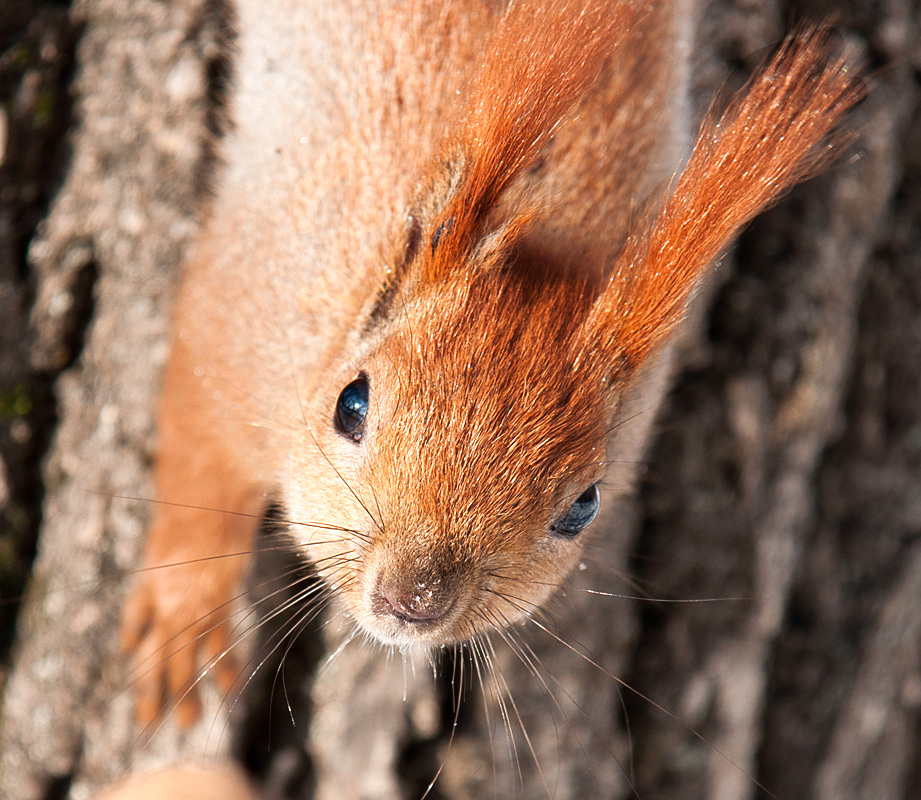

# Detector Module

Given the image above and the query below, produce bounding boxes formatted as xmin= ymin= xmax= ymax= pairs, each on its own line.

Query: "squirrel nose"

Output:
xmin=374 ymin=579 xmax=452 ymax=624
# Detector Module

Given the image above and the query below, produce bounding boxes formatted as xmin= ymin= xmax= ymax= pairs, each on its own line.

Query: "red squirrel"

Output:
xmin=115 ymin=0 xmax=863 ymax=789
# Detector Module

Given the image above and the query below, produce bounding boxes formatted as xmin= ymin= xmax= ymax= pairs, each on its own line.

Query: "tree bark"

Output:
xmin=1 ymin=1 xmax=919 ymax=799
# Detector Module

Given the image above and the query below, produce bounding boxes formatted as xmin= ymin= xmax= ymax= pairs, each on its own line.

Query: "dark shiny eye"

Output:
xmin=335 ymin=376 xmax=369 ymax=442
xmin=552 ymin=484 xmax=600 ymax=537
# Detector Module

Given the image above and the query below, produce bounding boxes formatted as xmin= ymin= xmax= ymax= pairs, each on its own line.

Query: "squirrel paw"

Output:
xmin=121 ymin=559 xmax=243 ymax=729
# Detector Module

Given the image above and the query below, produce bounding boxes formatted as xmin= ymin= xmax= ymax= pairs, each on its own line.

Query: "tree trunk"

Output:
xmin=1 ymin=1 xmax=919 ymax=799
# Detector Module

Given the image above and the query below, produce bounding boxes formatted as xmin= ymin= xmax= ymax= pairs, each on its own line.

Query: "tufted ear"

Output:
xmin=580 ymin=28 xmax=865 ymax=379
xmin=419 ymin=0 xmax=640 ymax=284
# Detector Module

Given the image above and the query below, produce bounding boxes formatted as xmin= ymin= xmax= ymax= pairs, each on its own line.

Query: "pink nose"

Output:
xmin=376 ymin=582 xmax=450 ymax=624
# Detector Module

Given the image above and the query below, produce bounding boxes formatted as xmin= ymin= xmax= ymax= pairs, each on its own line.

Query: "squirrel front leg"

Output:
xmin=121 ymin=331 xmax=266 ymax=728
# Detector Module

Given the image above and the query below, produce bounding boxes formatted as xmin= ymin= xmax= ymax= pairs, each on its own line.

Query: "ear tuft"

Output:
xmin=421 ymin=0 xmax=640 ymax=283
xmin=582 ymin=26 xmax=866 ymax=376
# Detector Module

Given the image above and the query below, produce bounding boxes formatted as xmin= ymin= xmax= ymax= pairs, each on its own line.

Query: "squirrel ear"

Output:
xmin=420 ymin=0 xmax=640 ymax=283
xmin=581 ymin=27 xmax=865 ymax=379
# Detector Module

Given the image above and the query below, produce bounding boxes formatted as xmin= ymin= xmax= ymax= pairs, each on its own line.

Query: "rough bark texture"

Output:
xmin=0 ymin=1 xmax=919 ymax=800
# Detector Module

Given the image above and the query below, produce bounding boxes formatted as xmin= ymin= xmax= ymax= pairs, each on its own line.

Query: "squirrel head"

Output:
xmin=284 ymin=3 xmax=864 ymax=648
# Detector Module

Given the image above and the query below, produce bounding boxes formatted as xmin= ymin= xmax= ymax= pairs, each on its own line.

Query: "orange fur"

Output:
xmin=583 ymin=29 xmax=865 ymax=375
xmin=120 ymin=0 xmax=862 ymax=746
xmin=423 ymin=0 xmax=640 ymax=281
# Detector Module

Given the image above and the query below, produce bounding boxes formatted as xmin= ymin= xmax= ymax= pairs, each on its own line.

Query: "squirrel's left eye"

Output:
xmin=335 ymin=376 xmax=369 ymax=442
xmin=551 ymin=484 xmax=600 ymax=537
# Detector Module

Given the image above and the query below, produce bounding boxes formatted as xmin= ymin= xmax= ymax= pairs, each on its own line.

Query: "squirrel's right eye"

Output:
xmin=551 ymin=484 xmax=600 ymax=537
xmin=335 ymin=376 xmax=369 ymax=442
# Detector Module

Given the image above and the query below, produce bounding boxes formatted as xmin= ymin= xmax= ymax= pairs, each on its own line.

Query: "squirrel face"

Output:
xmin=286 ymin=268 xmax=612 ymax=647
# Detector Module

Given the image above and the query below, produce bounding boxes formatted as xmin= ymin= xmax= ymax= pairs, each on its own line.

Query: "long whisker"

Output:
xmin=581 ymin=589 xmax=749 ymax=603
xmin=0 ymin=540 xmax=303 ymax=611
xmin=499 ymin=618 xmax=643 ymax=799
xmin=318 ymin=622 xmax=360 ymax=675
xmin=272 ymin=587 xmax=332 ymax=729
xmin=189 ymin=551 xmax=361 ymax=745
xmin=523 ymin=613 xmax=782 ymax=800
xmin=604 ymin=405 xmax=654 ymax=438
xmin=419 ymin=643 xmax=465 ymax=800
xmin=196 ymin=579 xmax=338 ymax=750
xmin=91 ymin=489 xmax=373 ymax=544
xmin=128 ymin=559 xmax=315 ymax=683
xmin=132 ymin=569 xmax=319 ymax=746
xmin=220 ymin=580 xmax=338 ymax=744
xmin=486 ymin=613 xmax=566 ymax=781
xmin=131 ymin=548 xmax=356 ymax=735
xmin=302 ymin=421 xmax=384 ymax=535
xmin=483 ymin=634 xmax=554 ymax=800
xmin=481 ymin=631 xmax=522 ymax=793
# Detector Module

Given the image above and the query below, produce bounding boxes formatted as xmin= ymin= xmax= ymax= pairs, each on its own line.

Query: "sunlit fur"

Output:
xmin=288 ymin=269 xmax=608 ymax=647
xmin=122 ymin=0 xmax=863 ymax=730
xmin=583 ymin=29 xmax=864 ymax=374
